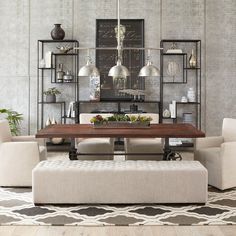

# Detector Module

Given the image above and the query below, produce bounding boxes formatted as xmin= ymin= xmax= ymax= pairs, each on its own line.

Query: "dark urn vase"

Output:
xmin=51 ymin=24 xmax=65 ymax=40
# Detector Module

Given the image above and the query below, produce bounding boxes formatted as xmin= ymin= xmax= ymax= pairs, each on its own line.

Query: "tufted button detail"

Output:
xmin=37 ymin=160 xmax=204 ymax=171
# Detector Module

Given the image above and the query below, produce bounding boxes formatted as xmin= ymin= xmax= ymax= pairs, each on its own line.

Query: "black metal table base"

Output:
xmin=163 ymin=137 xmax=182 ymax=161
xmin=69 ymin=148 xmax=78 ymax=160
xmin=163 ymin=150 xmax=182 ymax=161
xmin=69 ymin=139 xmax=78 ymax=160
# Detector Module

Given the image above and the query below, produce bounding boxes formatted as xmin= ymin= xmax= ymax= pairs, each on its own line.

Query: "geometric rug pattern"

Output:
xmin=1 ymin=187 xmax=236 ymax=226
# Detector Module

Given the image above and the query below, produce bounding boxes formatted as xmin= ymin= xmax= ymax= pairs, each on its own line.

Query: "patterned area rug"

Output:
xmin=0 ymin=187 xmax=236 ymax=226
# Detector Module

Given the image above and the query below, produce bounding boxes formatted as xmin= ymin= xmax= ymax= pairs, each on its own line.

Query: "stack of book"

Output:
xmin=183 ymin=112 xmax=193 ymax=124
xmin=67 ymin=102 xmax=76 ymax=118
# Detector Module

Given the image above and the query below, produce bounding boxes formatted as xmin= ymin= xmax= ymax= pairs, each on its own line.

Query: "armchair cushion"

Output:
xmin=0 ymin=141 xmax=40 ymax=161
xmin=11 ymin=135 xmax=36 ymax=142
xmin=195 ymin=147 xmax=220 ymax=166
xmin=12 ymin=135 xmax=46 ymax=146
xmin=194 ymin=136 xmax=224 ymax=150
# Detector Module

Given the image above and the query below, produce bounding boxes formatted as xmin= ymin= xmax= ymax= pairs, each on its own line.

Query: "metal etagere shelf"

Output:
xmin=160 ymin=39 xmax=201 ymax=148
xmin=37 ymin=40 xmax=79 ymax=130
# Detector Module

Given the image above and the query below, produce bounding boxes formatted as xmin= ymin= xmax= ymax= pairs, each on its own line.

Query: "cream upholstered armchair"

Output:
xmin=0 ymin=120 xmax=47 ymax=186
xmin=76 ymin=113 xmax=114 ymax=160
xmin=124 ymin=113 xmax=163 ymax=160
xmin=194 ymin=118 xmax=236 ymax=190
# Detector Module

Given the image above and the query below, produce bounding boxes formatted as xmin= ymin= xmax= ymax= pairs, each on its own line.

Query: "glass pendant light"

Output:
xmin=139 ymin=49 xmax=160 ymax=77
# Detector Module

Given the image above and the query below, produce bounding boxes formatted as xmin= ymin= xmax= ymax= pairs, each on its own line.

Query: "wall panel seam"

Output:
xmin=28 ymin=0 xmax=31 ymax=135
xmin=160 ymin=0 xmax=162 ymax=40
xmin=204 ymin=0 xmax=207 ymax=133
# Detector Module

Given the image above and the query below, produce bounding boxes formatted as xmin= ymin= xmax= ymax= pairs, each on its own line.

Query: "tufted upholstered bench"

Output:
xmin=32 ymin=160 xmax=208 ymax=204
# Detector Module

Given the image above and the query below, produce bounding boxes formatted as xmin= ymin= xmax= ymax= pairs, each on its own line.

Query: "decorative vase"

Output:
xmin=187 ymin=88 xmax=195 ymax=102
xmin=45 ymin=117 xmax=51 ymax=126
xmin=50 ymin=24 xmax=65 ymax=40
xmin=63 ymin=70 xmax=73 ymax=83
xmin=163 ymin=109 xmax=171 ymax=118
xmin=51 ymin=117 xmax=57 ymax=125
xmin=189 ymin=49 xmax=197 ymax=68
xmin=46 ymin=94 xmax=56 ymax=103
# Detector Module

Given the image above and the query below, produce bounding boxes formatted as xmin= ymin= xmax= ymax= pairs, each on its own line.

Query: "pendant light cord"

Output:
xmin=117 ymin=0 xmax=122 ymax=61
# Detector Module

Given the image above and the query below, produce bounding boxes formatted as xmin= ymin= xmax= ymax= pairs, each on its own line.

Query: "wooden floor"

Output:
xmin=0 ymin=226 xmax=236 ymax=236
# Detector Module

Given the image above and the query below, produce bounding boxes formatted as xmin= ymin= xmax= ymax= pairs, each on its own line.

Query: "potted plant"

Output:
xmin=0 ymin=109 xmax=23 ymax=135
xmin=43 ymin=87 xmax=61 ymax=103
xmin=90 ymin=114 xmax=152 ymax=128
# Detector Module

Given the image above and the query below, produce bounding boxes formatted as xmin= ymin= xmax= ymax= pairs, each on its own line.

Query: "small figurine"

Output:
xmin=56 ymin=45 xmax=73 ymax=54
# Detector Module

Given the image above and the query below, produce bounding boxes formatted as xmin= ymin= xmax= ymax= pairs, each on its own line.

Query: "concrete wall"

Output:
xmin=0 ymin=0 xmax=235 ymax=135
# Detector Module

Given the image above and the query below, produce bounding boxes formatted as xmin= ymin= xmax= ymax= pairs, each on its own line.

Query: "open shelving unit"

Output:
xmin=37 ymin=39 xmax=79 ymax=130
xmin=160 ymin=39 xmax=201 ymax=148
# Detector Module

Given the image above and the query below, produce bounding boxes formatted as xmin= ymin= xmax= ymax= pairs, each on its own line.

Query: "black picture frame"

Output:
xmin=96 ymin=19 xmax=145 ymax=101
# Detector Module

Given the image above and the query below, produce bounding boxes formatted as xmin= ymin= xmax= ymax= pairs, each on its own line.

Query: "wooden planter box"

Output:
xmin=93 ymin=121 xmax=150 ymax=129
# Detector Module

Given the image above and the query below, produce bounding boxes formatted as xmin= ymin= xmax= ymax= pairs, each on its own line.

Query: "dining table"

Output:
xmin=36 ymin=123 xmax=205 ymax=160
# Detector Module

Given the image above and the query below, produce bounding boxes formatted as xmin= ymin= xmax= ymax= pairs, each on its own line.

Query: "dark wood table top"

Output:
xmin=36 ymin=123 xmax=205 ymax=139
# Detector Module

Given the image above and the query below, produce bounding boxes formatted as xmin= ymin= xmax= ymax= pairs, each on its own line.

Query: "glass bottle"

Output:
xmin=56 ymin=63 xmax=65 ymax=82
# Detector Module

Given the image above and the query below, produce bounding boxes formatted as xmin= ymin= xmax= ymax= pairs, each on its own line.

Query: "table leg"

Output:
xmin=69 ymin=138 xmax=78 ymax=160
xmin=163 ymin=138 xmax=182 ymax=161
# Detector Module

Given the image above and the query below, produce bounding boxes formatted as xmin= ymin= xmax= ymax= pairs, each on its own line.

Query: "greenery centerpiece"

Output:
xmin=0 ymin=108 xmax=23 ymax=135
xmin=90 ymin=114 xmax=152 ymax=128
xmin=43 ymin=87 xmax=61 ymax=103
